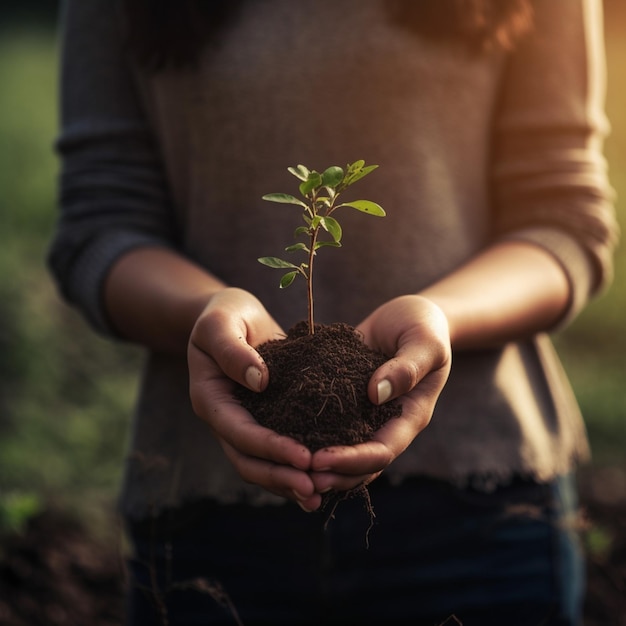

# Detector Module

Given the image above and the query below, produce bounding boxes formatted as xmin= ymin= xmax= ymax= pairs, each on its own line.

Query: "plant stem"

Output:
xmin=307 ymin=227 xmax=319 ymax=335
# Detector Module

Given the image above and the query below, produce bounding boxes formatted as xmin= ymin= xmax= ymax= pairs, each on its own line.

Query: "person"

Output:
xmin=49 ymin=0 xmax=619 ymax=624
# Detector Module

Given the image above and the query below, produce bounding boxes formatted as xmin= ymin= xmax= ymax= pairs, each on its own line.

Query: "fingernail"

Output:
xmin=245 ymin=365 xmax=263 ymax=392
xmin=293 ymin=490 xmax=314 ymax=513
xmin=377 ymin=379 xmax=393 ymax=404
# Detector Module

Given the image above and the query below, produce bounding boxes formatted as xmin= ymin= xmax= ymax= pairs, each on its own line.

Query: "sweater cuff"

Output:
xmin=498 ymin=226 xmax=595 ymax=331
xmin=66 ymin=231 xmax=172 ymax=336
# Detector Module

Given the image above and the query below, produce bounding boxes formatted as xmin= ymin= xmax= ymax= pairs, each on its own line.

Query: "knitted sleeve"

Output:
xmin=491 ymin=0 xmax=619 ymax=325
xmin=48 ymin=0 xmax=176 ymax=334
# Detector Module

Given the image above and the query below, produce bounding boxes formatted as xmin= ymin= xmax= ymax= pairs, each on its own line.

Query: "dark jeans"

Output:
xmin=126 ymin=474 xmax=584 ymax=626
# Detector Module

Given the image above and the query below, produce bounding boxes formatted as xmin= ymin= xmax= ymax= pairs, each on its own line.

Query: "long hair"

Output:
xmin=386 ymin=0 xmax=534 ymax=52
xmin=122 ymin=0 xmax=534 ymax=71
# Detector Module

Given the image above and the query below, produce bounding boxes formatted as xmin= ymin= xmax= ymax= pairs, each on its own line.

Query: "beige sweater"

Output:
xmin=50 ymin=0 xmax=619 ymax=520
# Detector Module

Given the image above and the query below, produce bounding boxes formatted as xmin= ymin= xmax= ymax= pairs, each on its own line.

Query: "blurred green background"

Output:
xmin=0 ymin=1 xmax=624 ymax=532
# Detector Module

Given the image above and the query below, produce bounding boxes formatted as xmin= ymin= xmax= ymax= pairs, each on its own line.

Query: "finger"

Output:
xmin=310 ymin=469 xmax=383 ymax=494
xmin=201 ymin=396 xmax=313 ymax=472
xmin=356 ymin=295 xmax=451 ymax=404
xmin=190 ymin=320 xmax=271 ymax=393
xmin=310 ymin=390 xmax=436 ymax=476
xmin=189 ymin=350 xmax=312 ymax=471
xmin=223 ymin=413 xmax=313 ymax=471
xmin=367 ymin=336 xmax=451 ymax=407
xmin=310 ymin=437 xmax=397 ymax=477
xmin=189 ymin=291 xmax=284 ymax=392
xmin=220 ymin=440 xmax=320 ymax=509
xmin=294 ymin=493 xmax=323 ymax=513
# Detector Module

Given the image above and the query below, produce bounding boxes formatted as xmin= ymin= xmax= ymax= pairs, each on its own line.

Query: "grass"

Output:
xmin=0 ymin=11 xmax=624 ymax=532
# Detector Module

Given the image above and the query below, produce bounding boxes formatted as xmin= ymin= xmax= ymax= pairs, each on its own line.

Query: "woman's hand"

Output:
xmin=309 ymin=295 xmax=452 ymax=494
xmin=188 ymin=287 xmax=322 ymax=511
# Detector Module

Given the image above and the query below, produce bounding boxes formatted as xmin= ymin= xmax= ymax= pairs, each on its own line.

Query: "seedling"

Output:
xmin=259 ymin=160 xmax=385 ymax=334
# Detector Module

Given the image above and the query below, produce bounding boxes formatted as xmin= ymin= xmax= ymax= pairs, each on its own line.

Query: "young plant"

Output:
xmin=259 ymin=160 xmax=385 ymax=335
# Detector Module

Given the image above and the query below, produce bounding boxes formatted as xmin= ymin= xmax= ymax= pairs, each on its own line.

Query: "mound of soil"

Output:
xmin=0 ymin=510 xmax=124 ymax=626
xmin=235 ymin=321 xmax=403 ymax=452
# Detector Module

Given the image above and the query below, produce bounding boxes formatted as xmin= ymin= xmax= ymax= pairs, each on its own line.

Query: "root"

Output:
xmin=316 ymin=378 xmax=345 ymax=416
xmin=173 ymin=578 xmax=244 ymax=626
xmin=321 ymin=483 xmax=376 ymax=549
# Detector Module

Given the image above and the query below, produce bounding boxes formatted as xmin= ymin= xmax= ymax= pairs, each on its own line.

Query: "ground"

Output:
xmin=0 ymin=509 xmax=125 ymax=626
xmin=578 ymin=465 xmax=626 ymax=626
xmin=0 ymin=466 xmax=624 ymax=626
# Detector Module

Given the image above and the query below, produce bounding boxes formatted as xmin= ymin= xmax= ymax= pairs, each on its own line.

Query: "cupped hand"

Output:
xmin=188 ymin=287 xmax=322 ymax=511
xmin=310 ymin=295 xmax=452 ymax=494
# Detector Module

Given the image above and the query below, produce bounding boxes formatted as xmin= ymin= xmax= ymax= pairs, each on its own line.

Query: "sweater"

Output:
xmin=49 ymin=0 xmax=619 ymax=520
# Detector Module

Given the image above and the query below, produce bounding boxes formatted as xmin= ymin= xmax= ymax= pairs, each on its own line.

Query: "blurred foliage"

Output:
xmin=0 ymin=0 xmax=58 ymax=25
xmin=0 ymin=19 xmax=143 ymax=520
xmin=0 ymin=491 xmax=43 ymax=537
xmin=0 ymin=3 xmax=623 ymax=528
xmin=554 ymin=0 xmax=626 ymax=468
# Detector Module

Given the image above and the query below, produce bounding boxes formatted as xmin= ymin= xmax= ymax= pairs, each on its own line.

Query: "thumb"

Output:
xmin=365 ymin=307 xmax=451 ymax=405
xmin=188 ymin=293 xmax=282 ymax=392
xmin=189 ymin=328 xmax=269 ymax=392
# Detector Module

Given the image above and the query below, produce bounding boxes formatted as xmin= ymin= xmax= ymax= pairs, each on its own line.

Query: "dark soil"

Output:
xmin=0 ymin=510 xmax=125 ymax=626
xmin=235 ymin=321 xmax=403 ymax=452
xmin=0 ymin=469 xmax=624 ymax=625
xmin=579 ymin=466 xmax=626 ymax=626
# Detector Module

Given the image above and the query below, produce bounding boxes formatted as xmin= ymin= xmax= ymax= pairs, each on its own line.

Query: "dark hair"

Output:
xmin=386 ymin=0 xmax=534 ymax=52
xmin=123 ymin=0 xmax=534 ymax=71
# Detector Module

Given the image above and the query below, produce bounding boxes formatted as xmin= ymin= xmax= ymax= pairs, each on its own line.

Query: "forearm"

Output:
xmin=104 ymin=246 xmax=227 ymax=353
xmin=419 ymin=240 xmax=571 ymax=351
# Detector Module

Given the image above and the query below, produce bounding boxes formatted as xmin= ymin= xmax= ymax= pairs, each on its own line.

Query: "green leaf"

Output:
xmin=287 ymin=164 xmax=310 ymax=181
xmin=347 ymin=160 xmax=365 ymax=174
xmin=258 ymin=256 xmax=299 ymax=269
xmin=262 ymin=193 xmax=308 ymax=208
xmin=285 ymin=242 xmax=309 ymax=253
xmin=319 ymin=216 xmax=342 ymax=242
xmin=299 ymin=172 xmax=323 ymax=197
xmin=294 ymin=225 xmax=310 ymax=237
xmin=280 ymin=271 xmax=299 ymax=288
xmin=314 ymin=240 xmax=342 ymax=250
xmin=338 ymin=199 xmax=385 ymax=216
xmin=314 ymin=196 xmax=332 ymax=209
xmin=321 ymin=166 xmax=344 ymax=189
xmin=344 ymin=164 xmax=378 ymax=187
xmin=309 ymin=215 xmax=322 ymax=230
